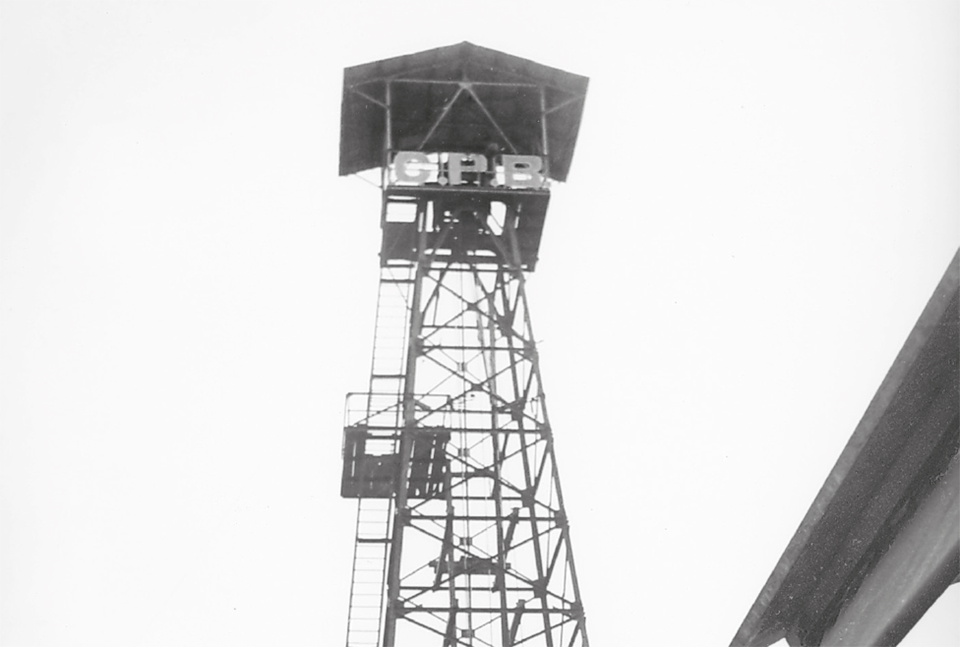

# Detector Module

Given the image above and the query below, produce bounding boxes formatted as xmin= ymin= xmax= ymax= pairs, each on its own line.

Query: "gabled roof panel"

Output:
xmin=339 ymin=42 xmax=588 ymax=182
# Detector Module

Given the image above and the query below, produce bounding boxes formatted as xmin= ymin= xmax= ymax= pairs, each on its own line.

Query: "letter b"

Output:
xmin=502 ymin=155 xmax=544 ymax=189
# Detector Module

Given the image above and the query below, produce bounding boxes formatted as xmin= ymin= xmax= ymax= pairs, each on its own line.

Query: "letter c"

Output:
xmin=393 ymin=151 xmax=430 ymax=184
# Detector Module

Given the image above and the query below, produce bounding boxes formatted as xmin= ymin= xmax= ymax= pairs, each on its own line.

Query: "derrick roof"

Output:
xmin=339 ymin=42 xmax=588 ymax=182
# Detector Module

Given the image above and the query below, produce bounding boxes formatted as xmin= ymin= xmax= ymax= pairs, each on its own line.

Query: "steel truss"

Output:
xmin=343 ymin=211 xmax=589 ymax=647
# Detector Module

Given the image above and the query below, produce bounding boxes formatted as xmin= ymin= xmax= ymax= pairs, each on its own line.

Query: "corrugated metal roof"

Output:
xmin=339 ymin=42 xmax=588 ymax=182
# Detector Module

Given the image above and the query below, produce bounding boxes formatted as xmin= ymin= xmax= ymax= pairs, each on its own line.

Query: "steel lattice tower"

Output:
xmin=338 ymin=42 xmax=589 ymax=647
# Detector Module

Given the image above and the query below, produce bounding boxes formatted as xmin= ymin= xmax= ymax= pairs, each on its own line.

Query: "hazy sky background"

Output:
xmin=2 ymin=2 xmax=958 ymax=645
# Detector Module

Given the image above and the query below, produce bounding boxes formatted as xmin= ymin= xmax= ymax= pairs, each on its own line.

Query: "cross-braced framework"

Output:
xmin=338 ymin=42 xmax=589 ymax=647
xmin=342 ymin=210 xmax=588 ymax=647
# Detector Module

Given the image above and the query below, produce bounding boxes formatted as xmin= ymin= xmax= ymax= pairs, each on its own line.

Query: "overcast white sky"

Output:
xmin=1 ymin=2 xmax=958 ymax=646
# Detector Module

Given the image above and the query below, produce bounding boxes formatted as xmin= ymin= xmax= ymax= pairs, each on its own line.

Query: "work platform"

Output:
xmin=380 ymin=185 xmax=549 ymax=269
xmin=341 ymin=426 xmax=450 ymax=499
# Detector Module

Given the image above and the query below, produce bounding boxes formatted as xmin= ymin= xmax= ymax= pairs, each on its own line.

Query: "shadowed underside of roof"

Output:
xmin=339 ymin=42 xmax=588 ymax=182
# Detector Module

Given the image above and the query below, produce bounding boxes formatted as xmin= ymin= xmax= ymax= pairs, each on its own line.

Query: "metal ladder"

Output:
xmin=369 ymin=264 xmax=414 ymax=401
xmin=345 ymin=498 xmax=393 ymax=647
xmin=344 ymin=263 xmax=415 ymax=647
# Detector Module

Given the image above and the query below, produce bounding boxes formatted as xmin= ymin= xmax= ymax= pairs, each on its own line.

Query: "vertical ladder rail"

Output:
xmin=345 ymin=262 xmax=415 ymax=647
xmin=345 ymin=498 xmax=393 ymax=647
xmin=370 ymin=265 xmax=414 ymax=409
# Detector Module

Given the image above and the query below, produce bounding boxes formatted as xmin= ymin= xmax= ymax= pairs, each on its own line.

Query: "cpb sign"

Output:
xmin=390 ymin=151 xmax=545 ymax=189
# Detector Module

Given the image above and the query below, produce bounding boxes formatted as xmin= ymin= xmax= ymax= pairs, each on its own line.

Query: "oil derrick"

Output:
xmin=338 ymin=42 xmax=589 ymax=647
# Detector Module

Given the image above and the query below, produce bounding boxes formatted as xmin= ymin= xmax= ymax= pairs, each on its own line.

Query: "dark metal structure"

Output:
xmin=337 ymin=43 xmax=590 ymax=647
xmin=731 ymin=249 xmax=960 ymax=647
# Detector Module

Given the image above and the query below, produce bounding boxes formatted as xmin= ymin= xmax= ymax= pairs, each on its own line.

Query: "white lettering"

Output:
xmin=501 ymin=155 xmax=544 ymax=189
xmin=390 ymin=151 xmax=545 ymax=189
xmin=447 ymin=153 xmax=488 ymax=187
xmin=393 ymin=151 xmax=431 ymax=184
